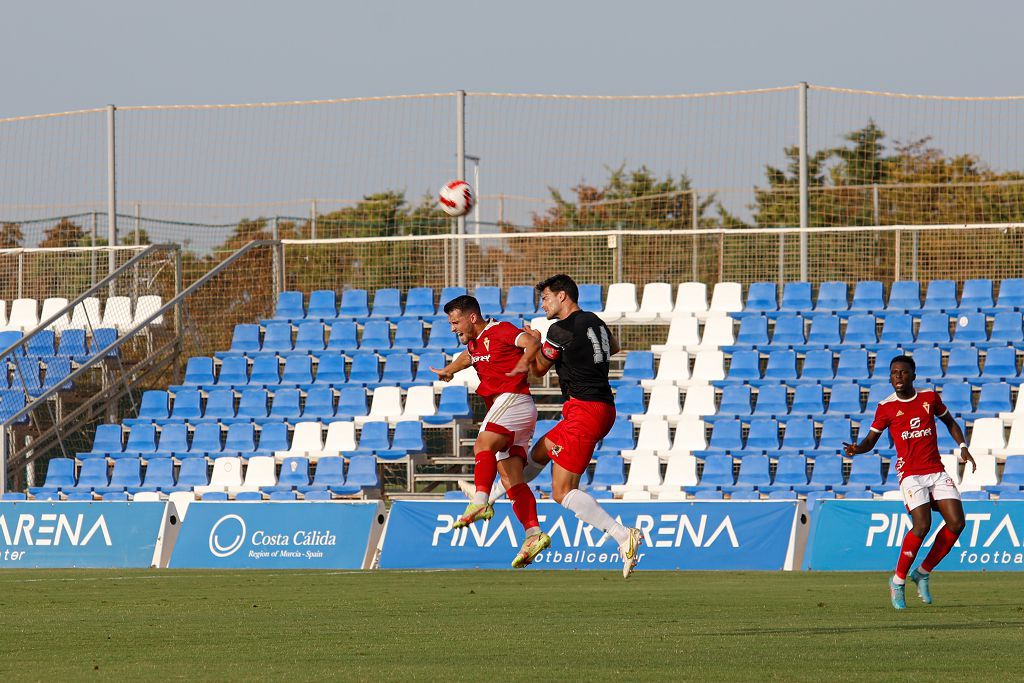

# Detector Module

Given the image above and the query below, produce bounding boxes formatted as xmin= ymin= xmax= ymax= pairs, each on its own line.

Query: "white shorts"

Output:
xmin=900 ymin=471 xmax=961 ymax=512
xmin=480 ymin=393 xmax=537 ymax=461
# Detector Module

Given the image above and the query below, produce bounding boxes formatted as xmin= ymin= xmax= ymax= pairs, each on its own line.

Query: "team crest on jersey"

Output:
xmin=922 ymin=402 xmax=930 ymax=413
xmin=551 ymin=444 xmax=563 ymax=457
xmin=483 ymin=338 xmax=490 ymax=352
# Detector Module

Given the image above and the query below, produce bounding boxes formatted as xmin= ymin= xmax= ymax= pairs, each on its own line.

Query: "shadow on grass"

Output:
xmin=707 ymin=620 xmax=1024 ymax=636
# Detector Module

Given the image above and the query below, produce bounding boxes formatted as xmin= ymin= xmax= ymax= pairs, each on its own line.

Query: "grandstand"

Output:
xmin=12 ymin=274 xmax=1024 ymax=508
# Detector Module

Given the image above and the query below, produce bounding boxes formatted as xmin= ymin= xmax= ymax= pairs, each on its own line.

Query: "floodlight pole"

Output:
xmin=107 ymin=104 xmax=118 ymax=285
xmin=456 ymin=90 xmax=466 ymax=288
xmin=798 ymin=83 xmax=809 ymax=282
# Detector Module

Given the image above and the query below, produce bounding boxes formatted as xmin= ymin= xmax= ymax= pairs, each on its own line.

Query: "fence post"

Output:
xmin=778 ymin=233 xmax=785 ymax=288
xmin=174 ymin=248 xmax=183 ymax=339
xmin=134 ymin=202 xmax=141 ymax=245
xmin=798 ymin=82 xmax=809 ymax=281
xmin=271 ymin=217 xmax=283 ymax=295
xmin=872 ymin=184 xmax=880 ymax=225
xmin=894 ymin=228 xmax=902 ymax=281
xmin=912 ymin=230 xmax=919 ymax=281
xmin=16 ymin=252 xmax=23 ymax=299
xmin=310 ymin=199 xmax=318 ymax=240
xmin=107 ymin=104 xmax=117 ymax=278
xmin=456 ymin=90 xmax=466 ymax=289
xmin=690 ymin=189 xmax=699 ymax=281
xmin=0 ymin=426 xmax=6 ymax=495
xmin=91 ymin=212 xmax=98 ymax=284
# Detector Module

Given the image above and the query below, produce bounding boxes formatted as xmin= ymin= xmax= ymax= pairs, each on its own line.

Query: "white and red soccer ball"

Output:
xmin=438 ymin=180 xmax=474 ymax=217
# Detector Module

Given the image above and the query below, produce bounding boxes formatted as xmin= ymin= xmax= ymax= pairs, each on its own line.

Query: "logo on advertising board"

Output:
xmin=804 ymin=500 xmax=1024 ymax=571
xmin=170 ymin=502 xmax=382 ymax=569
xmin=0 ymin=502 xmax=167 ymax=568
xmin=379 ymin=501 xmax=800 ymax=570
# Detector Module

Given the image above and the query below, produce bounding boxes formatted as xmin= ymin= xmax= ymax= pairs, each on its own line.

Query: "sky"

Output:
xmin=2 ymin=0 xmax=1022 ymax=115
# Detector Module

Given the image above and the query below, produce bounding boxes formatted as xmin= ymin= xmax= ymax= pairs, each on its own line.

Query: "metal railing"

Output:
xmin=1 ymin=240 xmax=279 ymax=492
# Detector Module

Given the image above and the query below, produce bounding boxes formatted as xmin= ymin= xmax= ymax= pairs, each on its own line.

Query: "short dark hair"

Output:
xmin=443 ymin=294 xmax=482 ymax=317
xmin=889 ymin=355 xmax=916 ymax=372
xmin=535 ymin=274 xmax=579 ymax=303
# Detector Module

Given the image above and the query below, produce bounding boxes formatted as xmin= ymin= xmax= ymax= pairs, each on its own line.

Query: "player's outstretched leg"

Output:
xmin=453 ymin=450 xmax=498 ymax=529
xmin=909 ymin=568 xmax=932 ymax=604
xmin=511 ymin=530 xmax=551 ymax=568
xmin=888 ymin=577 xmax=907 ymax=610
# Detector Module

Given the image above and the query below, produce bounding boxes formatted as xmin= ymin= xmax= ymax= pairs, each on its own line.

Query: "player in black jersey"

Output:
xmin=519 ymin=273 xmax=644 ymax=578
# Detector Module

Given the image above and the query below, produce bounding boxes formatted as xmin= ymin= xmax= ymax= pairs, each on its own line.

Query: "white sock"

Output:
xmin=561 ymin=489 xmax=631 ymax=546
xmin=488 ymin=456 xmax=545 ymax=504
xmin=525 ymin=526 xmax=541 ymax=537
xmin=892 ymin=574 xmax=906 ymax=586
xmin=472 ymin=491 xmax=488 ymax=505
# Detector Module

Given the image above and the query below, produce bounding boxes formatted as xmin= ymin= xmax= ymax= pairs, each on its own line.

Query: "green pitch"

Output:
xmin=1 ymin=570 xmax=1021 ymax=681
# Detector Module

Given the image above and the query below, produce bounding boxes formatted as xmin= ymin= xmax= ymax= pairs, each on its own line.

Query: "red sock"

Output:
xmin=507 ymin=482 xmax=540 ymax=531
xmin=474 ymin=450 xmax=497 ymax=494
xmin=920 ymin=526 xmax=959 ymax=573
xmin=895 ymin=531 xmax=924 ymax=580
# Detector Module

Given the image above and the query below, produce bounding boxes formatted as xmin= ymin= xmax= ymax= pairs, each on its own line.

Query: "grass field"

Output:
xmin=0 ymin=569 xmax=1021 ymax=681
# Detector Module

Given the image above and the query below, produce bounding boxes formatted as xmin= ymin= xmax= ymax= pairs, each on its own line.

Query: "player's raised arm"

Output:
xmin=843 ymin=429 xmax=882 ymax=457
xmin=938 ymin=411 xmax=977 ymax=472
xmin=430 ymin=351 xmax=471 ymax=383
xmin=507 ymin=326 xmax=542 ymax=377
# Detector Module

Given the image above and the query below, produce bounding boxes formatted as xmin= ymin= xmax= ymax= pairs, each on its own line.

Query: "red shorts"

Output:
xmin=543 ymin=398 xmax=617 ymax=475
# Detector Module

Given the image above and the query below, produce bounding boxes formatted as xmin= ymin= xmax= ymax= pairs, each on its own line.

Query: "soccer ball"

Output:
xmin=438 ymin=180 xmax=474 ymax=217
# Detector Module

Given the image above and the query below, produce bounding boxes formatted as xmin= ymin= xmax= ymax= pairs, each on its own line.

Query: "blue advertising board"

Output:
xmin=0 ymin=502 xmax=170 ymax=568
xmin=379 ymin=500 xmax=804 ymax=570
xmin=804 ymin=500 xmax=1024 ymax=571
xmin=169 ymin=501 xmax=385 ymax=569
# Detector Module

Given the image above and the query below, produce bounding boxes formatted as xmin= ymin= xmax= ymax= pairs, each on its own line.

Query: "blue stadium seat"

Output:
xmin=199 ymin=388 xmax=235 ymax=424
xmin=989 ymin=455 xmax=1024 ymax=494
xmin=155 ymin=423 xmax=189 ymax=455
xmin=0 ymin=330 xmax=23 ymax=363
xmin=843 ymin=490 xmax=875 ymax=500
xmin=777 ymin=418 xmax=816 ymax=454
xmin=56 ymin=329 xmax=88 ymax=362
xmin=215 ymin=357 xmax=249 ymax=387
xmin=729 ymin=315 xmax=768 ymax=349
xmin=529 ymin=465 xmax=553 ymax=493
xmin=952 ymin=312 xmax=989 ymax=348
xmin=128 ymin=390 xmax=169 ymax=425
xmin=711 ymin=384 xmax=753 ymax=421
xmin=325 ymin=322 xmax=359 ymax=354
xmin=249 ymin=355 xmax=282 ymax=387
xmin=799 ymin=349 xmax=835 ymax=384
xmin=255 ymin=422 xmax=290 ymax=457
xmin=737 ymin=419 xmax=780 ymax=456
xmin=281 ymin=356 xmax=314 ymax=387
xmin=307 ymin=290 xmax=338 ymax=320
xmin=789 ymin=384 xmax=825 ymax=419
xmin=0 ymin=389 xmax=26 ymax=423
xmin=753 ymin=384 xmax=789 ymax=418
xmin=229 ymin=388 xmax=269 ymax=424
xmin=960 ymin=490 xmax=992 ymax=501
xmin=338 ymin=289 xmax=370 ymax=320
xmin=835 ymin=453 xmax=885 ymax=493
xmin=474 ymin=286 xmax=503 ymax=318
xmin=737 ymin=282 xmax=777 ymax=318
xmin=815 ymin=418 xmax=853 ymax=457
xmin=98 ymin=458 xmax=143 ymax=494
xmin=351 ymin=421 xmax=390 ymax=455
xmin=291 ymin=322 xmax=326 ymax=356
xmin=41 ymin=356 xmax=73 ymax=393
xmin=313 ymin=355 xmax=347 ymax=386
xmin=424 ymin=318 xmax=460 ymax=355
xmin=771 ymin=315 xmax=806 ymax=347
xmin=833 ymin=348 xmax=870 ymax=384
xmin=727 ymin=454 xmax=772 ymax=491
xmin=302 ymin=387 xmax=337 ymax=422
xmin=923 ymin=279 xmax=958 ymax=312
xmin=268 ymin=388 xmax=302 ymax=421
xmin=756 ymin=349 xmax=797 ymax=386
xmin=976 ymin=382 xmax=1012 ymax=414
xmin=30 ymin=458 xmax=75 ymax=495
xmin=223 ymin=423 xmax=256 ymax=458
xmin=79 ymin=424 xmax=124 ymax=460
xmin=693 ymin=489 xmax=724 ymax=500
xmin=202 ymin=491 xmax=230 ymax=501
xmin=944 ymin=346 xmax=981 ymax=383
xmin=11 ymin=357 xmax=41 ymax=395
xmin=120 ymin=424 xmax=157 ymax=460
xmin=438 ymin=287 xmax=468 ymax=309
xmin=273 ymin=291 xmax=305 ymax=321
xmin=412 ymin=352 xmax=446 ymax=386
xmin=722 ymin=349 xmax=761 ymax=383
xmin=798 ymin=314 xmax=840 ymax=352
xmin=984 ymin=312 xmax=1024 ymax=350
xmin=335 ymin=386 xmax=369 ymax=421
xmin=377 ymin=421 xmax=424 ymax=460
xmin=223 ymin=324 xmax=260 ymax=357
xmin=913 ymin=313 xmax=951 ymax=349
xmin=577 ymin=284 xmax=603 ymax=313
xmin=359 ymin=320 xmax=393 ymax=354
xmin=870 ymin=347 xmax=907 ymax=385
xmin=814 ymin=281 xmax=848 ymax=314
xmin=839 ymin=314 xmax=877 ymax=348
xmin=261 ymin=323 xmax=293 ymax=355
xmin=403 ymin=287 xmax=436 ymax=318
xmin=872 ymin=314 xmax=914 ymax=351
xmin=995 ymin=278 xmax=1024 ymax=311
xmin=64 ymin=489 xmax=95 ymax=501
xmin=141 ymin=457 xmax=175 ymax=491
xmin=764 ymin=454 xmax=809 ymax=492
xmin=958 ymin=279 xmax=994 ymax=313
xmin=595 ymin=418 xmax=636 ymax=454
xmin=393 ymin=320 xmax=426 ymax=353
xmin=693 ymin=454 xmax=736 ymax=490
xmin=826 ymin=383 xmax=863 ymax=417
xmin=181 ymin=357 xmax=215 ymax=388
xmin=613 ymin=384 xmax=645 ymax=417
xmin=779 ymin=282 xmax=812 ymax=314
xmin=804 ymin=489 xmax=836 ymax=512
xmin=885 ymin=280 xmax=921 ymax=314
xmin=174 ymin=457 xmax=210 ymax=490
xmin=589 ymin=455 xmax=626 ymax=490
xmin=612 ymin=351 xmax=655 ymax=386
xmin=847 ymin=281 xmax=885 ymax=315
xmin=344 ymin=454 xmax=381 ymax=490
xmin=370 ymin=289 xmax=403 ymax=319
xmin=75 ymin=459 xmax=109 ymax=490
xmin=302 ymin=489 xmax=334 ymax=501
xmin=186 ymin=422 xmax=222 ymax=458
xmin=348 ymin=353 xmax=381 ymax=386
xmin=380 ymin=353 xmax=414 ymax=386
xmin=794 ymin=452 xmax=843 ymax=493
xmin=975 ymin=347 xmax=1020 ymax=386
xmin=297 ymin=455 xmax=353 ymax=495
xmin=939 ymin=382 xmax=974 ymax=416
xmin=422 ymin=385 xmax=471 ymax=424
xmin=266 ymin=456 xmax=312 ymax=492
xmin=268 ymin=490 xmax=297 ymax=501
xmin=695 ymin=420 xmax=743 ymax=456
xmin=27 ymin=330 xmax=56 ymax=357
xmin=504 ymin=286 xmax=537 ymax=317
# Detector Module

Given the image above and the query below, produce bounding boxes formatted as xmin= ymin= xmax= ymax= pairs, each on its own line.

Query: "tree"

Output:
xmin=39 ymin=218 xmax=86 ymax=248
xmin=0 ymin=223 xmax=23 ymax=249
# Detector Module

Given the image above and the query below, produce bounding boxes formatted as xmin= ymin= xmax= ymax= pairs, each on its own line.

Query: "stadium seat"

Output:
xmin=951 ymin=312 xmax=989 ymax=348
xmin=713 ymin=384 xmax=753 ymax=421
xmin=370 ymin=289 xmax=402 ymax=319
xmin=153 ymin=423 xmax=189 ymax=456
xmin=721 ymin=349 xmax=760 ymax=383
xmin=3 ymin=298 xmax=38 ymax=333
xmin=281 ymin=356 xmax=314 ymax=387
xmin=923 ymin=279 xmax=958 ymax=312
xmin=40 ymin=297 xmax=71 ymax=331
xmin=777 ymin=418 xmax=816 ymax=454
xmin=225 ymin=423 xmax=260 ymax=459
xmin=273 ymin=291 xmax=305 ymax=321
xmin=770 ymin=314 xmax=807 ymax=347
xmin=26 ymin=330 xmax=56 ymax=357
xmin=847 ymin=281 xmax=885 ymax=316
xmin=30 ymin=458 xmax=76 ymax=495
xmin=338 ymin=289 xmax=370 ymax=320
xmin=237 ymin=455 xmax=277 ymax=492
xmin=944 ymin=346 xmax=981 ymax=383
xmin=356 ymin=386 xmax=403 ymax=426
xmin=834 ymin=453 xmax=884 ymax=493
xmin=624 ymin=420 xmax=672 ymax=457
xmin=976 ymin=347 xmax=1020 ymax=386
xmin=67 ymin=297 xmax=101 ymax=331
xmin=347 ymin=353 xmax=381 ymax=386
xmin=402 ymin=288 xmax=436 ymax=319
xmin=756 ymin=349 xmax=797 ymax=386
xmin=187 ymin=422 xmax=223 ymax=458
xmin=738 ymin=419 xmax=780 ymax=456
xmin=726 ymin=454 xmax=771 ymax=491
xmin=885 ymin=280 xmax=921 ymax=314
xmin=789 ymin=384 xmax=825 ymax=420
xmin=79 ymin=424 xmax=124 ymax=460
xmin=634 ymin=385 xmax=682 ymax=423
xmin=261 ymin=323 xmax=295 ymax=355
xmin=74 ymin=459 xmax=110 ymax=491
xmin=222 ymin=324 xmax=261 ymax=357
xmin=576 ymin=284 xmax=603 ymax=314
xmin=392 ymin=320 xmax=426 ymax=353
xmin=693 ymin=454 xmax=735 ymax=490
xmin=728 ymin=315 xmax=769 ymax=350
xmin=694 ymin=419 xmax=743 ymax=456
xmin=598 ymin=283 xmax=639 ymax=323
xmin=705 ymin=282 xmax=743 ymax=320
xmin=380 ymin=353 xmax=414 ymax=386
xmin=685 ymin=350 xmax=725 ymax=386
xmin=833 ymin=348 xmax=870 ymax=384
xmin=626 ymin=282 xmax=673 ymax=322
xmin=344 ymin=454 xmax=381 ymax=490
xmin=913 ymin=313 xmax=951 ymax=348
xmin=825 ymin=382 xmax=863 ymax=417
xmin=97 ymin=458 xmax=144 ymax=494
xmin=693 ymin=315 xmax=735 ymax=352
xmin=11 ymin=357 xmax=42 ymax=396
xmin=641 ymin=350 xmax=689 ymax=389
xmin=422 ymin=385 xmax=471 ymax=425
xmin=473 ymin=286 xmax=502 ymax=318
xmin=753 ymin=384 xmax=789 ymax=419
xmin=940 ymin=382 xmax=974 ymax=416
xmin=671 ymin=283 xmax=708 ymax=319
xmin=611 ymin=453 xmax=662 ymax=493
xmin=325 ymin=322 xmax=358 ymax=355
xmin=313 ymin=355 xmax=347 ymax=386
xmin=798 ymin=314 xmax=841 ymax=353
xmin=736 ymin=282 xmax=777 ymax=319
xmin=959 ymin=453 xmax=998 ymax=491
xmin=595 ymin=418 xmax=636 ymax=454
xmin=424 ymin=319 xmax=460 ymax=355
xmin=779 ymin=282 xmax=812 ymax=314
xmin=795 ymin=452 xmax=844 ymax=493
xmin=180 ymin=357 xmax=215 ymax=388
xmin=100 ymin=296 xmax=133 ymax=333
xmin=983 ymin=312 xmax=1024 ymax=351
xmin=958 ymin=278 xmax=994 ymax=313
xmin=763 ymin=453 xmax=809 ymax=492
xmin=814 ymin=281 xmax=848 ymax=314
xmin=56 ymin=329 xmax=88 ymax=362
xmin=195 ymin=456 xmax=244 ymax=494
xmin=292 ymin=322 xmax=327 ymax=356
xmin=990 ymin=455 xmax=1024 ymax=494
xmin=995 ymin=279 xmax=1024 ymax=311
xmin=651 ymin=453 xmax=699 ymax=496
xmin=652 ymin=315 xmax=700 ymax=354
xmin=799 ymin=349 xmax=835 ymax=384
xmin=589 ymin=455 xmax=626 ymax=490
xmin=968 ymin=417 xmax=1007 ymax=456
xmin=680 ymin=384 xmax=716 ymax=419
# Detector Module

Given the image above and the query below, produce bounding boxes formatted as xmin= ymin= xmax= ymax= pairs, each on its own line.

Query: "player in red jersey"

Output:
xmin=516 ymin=274 xmax=644 ymax=578
xmin=430 ymin=294 xmax=550 ymax=567
xmin=844 ymin=355 xmax=977 ymax=609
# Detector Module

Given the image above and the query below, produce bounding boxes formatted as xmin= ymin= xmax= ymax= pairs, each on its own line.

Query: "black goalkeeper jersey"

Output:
xmin=541 ymin=310 xmax=615 ymax=405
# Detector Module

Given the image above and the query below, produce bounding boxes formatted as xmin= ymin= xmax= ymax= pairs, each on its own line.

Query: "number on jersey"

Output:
xmin=586 ymin=326 xmax=611 ymax=364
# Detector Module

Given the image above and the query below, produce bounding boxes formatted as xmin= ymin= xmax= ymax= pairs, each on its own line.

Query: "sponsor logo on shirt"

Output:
xmin=472 ymin=354 xmax=492 ymax=363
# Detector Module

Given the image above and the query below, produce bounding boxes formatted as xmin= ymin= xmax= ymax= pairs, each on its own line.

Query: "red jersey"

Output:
xmin=870 ymin=389 xmax=948 ymax=482
xmin=466 ymin=320 xmax=530 ymax=406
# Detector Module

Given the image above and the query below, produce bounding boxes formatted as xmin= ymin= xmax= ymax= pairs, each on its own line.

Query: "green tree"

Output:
xmin=0 ymin=223 xmax=23 ymax=248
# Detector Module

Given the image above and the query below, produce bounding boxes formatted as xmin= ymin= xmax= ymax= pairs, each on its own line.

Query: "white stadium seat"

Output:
xmin=597 ymin=283 xmax=638 ymax=323
xmin=705 ymin=282 xmax=743 ymax=320
xmin=651 ymin=315 xmax=700 ymax=354
xmin=652 ymin=453 xmax=700 ymax=496
xmin=100 ymin=296 xmax=134 ymax=333
xmin=680 ymin=350 xmax=725 ymax=387
xmin=132 ymin=295 xmax=164 ymax=327
xmin=397 ymin=385 xmax=437 ymax=423
xmin=681 ymin=384 xmax=717 ymax=418
xmin=611 ymin=452 xmax=662 ymax=493
xmin=689 ymin=315 xmax=735 ymax=352
xmin=626 ymin=282 xmax=674 ymax=322
xmin=275 ymin=422 xmax=324 ymax=461
xmin=968 ymin=417 xmax=1006 ymax=456
xmin=633 ymin=385 xmax=683 ymax=423
xmin=356 ymin=386 xmax=403 ymax=426
xmin=236 ymin=455 xmax=277 ymax=493
xmin=958 ymin=453 xmax=998 ymax=491
xmin=69 ymin=297 xmax=102 ymax=330
xmin=5 ymin=298 xmax=38 ymax=332
xmin=40 ymin=298 xmax=70 ymax=331
xmin=196 ymin=456 xmax=244 ymax=495
xmin=641 ymin=350 xmax=689 ymax=388
xmin=671 ymin=282 xmax=708 ymax=319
